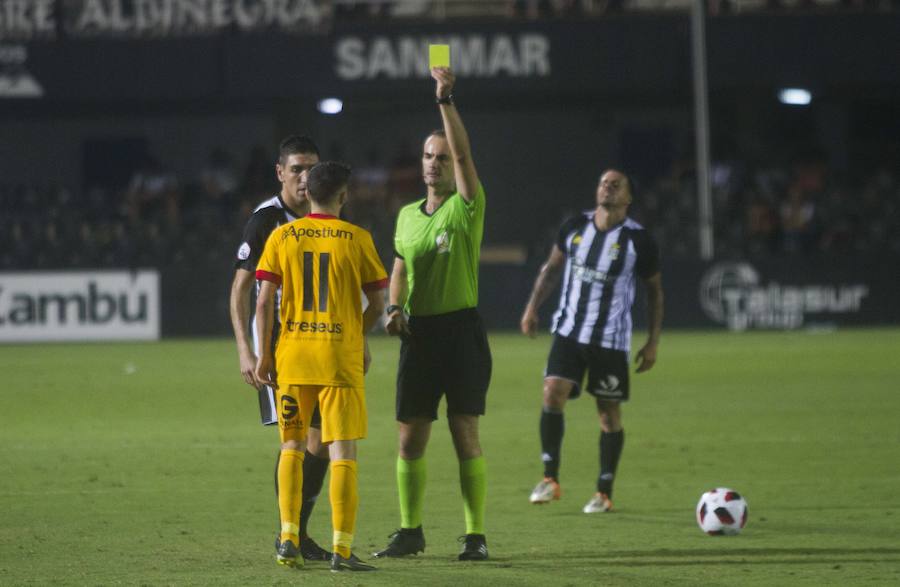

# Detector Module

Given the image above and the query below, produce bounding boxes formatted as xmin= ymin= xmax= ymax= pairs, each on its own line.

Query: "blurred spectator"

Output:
xmin=390 ymin=0 xmax=430 ymax=17
xmin=779 ymin=186 xmax=816 ymax=253
xmin=817 ymin=187 xmax=856 ymax=253
xmin=552 ymin=0 xmax=586 ymax=16
xmin=745 ymin=191 xmax=780 ymax=255
xmin=510 ymin=0 xmax=553 ymax=18
xmin=125 ymin=154 xmax=181 ymax=229
xmin=199 ymin=148 xmax=239 ymax=203
xmin=239 ymin=144 xmax=276 ymax=211
xmin=620 ymin=155 xmax=900 ymax=260
xmin=3 ymin=151 xmax=898 ymax=272
xmin=386 ymin=141 xmax=422 ymax=213
xmin=335 ymin=0 xmax=389 ymax=20
xmin=346 ymin=148 xmax=393 ymax=263
xmin=183 ymin=148 xmax=240 ymax=231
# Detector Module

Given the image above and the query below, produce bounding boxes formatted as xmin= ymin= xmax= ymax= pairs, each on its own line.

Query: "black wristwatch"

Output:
xmin=386 ymin=304 xmax=403 ymax=316
xmin=436 ymin=94 xmax=454 ymax=105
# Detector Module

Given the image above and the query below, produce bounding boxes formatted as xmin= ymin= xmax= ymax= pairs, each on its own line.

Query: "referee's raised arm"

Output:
xmin=432 ymin=67 xmax=480 ymax=203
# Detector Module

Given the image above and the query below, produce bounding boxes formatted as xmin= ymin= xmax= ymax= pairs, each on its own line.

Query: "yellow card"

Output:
xmin=429 ymin=44 xmax=450 ymax=68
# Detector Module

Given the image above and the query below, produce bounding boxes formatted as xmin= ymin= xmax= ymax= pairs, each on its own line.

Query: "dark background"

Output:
xmin=2 ymin=6 xmax=898 ymax=334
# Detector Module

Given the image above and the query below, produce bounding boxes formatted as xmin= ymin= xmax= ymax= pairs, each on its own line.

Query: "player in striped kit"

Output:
xmin=520 ymin=169 xmax=664 ymax=513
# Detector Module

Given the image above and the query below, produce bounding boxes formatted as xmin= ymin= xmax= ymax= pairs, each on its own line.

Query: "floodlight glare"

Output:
xmin=778 ymin=88 xmax=812 ymax=106
xmin=317 ymin=98 xmax=343 ymax=114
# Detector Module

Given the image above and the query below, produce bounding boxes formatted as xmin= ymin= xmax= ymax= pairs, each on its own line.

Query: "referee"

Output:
xmin=520 ymin=169 xmax=664 ymax=513
xmin=228 ymin=135 xmax=331 ymax=560
xmin=373 ymin=66 xmax=492 ymax=561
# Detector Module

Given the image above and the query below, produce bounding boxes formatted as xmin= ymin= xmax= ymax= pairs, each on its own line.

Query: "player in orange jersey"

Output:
xmin=255 ymin=162 xmax=387 ymax=571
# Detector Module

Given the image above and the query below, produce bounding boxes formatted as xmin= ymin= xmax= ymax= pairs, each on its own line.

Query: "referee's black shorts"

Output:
xmin=396 ymin=308 xmax=492 ymax=422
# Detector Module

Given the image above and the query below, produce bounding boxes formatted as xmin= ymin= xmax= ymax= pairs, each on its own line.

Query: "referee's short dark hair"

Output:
xmin=307 ymin=162 xmax=352 ymax=204
xmin=278 ymin=135 xmax=320 ymax=164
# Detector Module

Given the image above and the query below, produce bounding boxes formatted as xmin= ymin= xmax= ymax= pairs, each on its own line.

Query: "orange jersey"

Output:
xmin=256 ymin=214 xmax=388 ymax=388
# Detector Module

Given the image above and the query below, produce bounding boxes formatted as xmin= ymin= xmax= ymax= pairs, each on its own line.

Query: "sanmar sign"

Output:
xmin=0 ymin=270 xmax=160 ymax=342
xmin=335 ymin=33 xmax=551 ymax=80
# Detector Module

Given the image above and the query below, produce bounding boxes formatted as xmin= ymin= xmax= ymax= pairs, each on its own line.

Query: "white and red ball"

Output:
xmin=696 ymin=488 xmax=748 ymax=535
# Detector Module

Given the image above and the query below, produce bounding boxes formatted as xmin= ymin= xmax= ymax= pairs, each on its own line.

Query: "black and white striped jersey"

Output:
xmin=233 ymin=195 xmax=303 ymax=424
xmin=234 ymin=193 xmax=305 ymax=341
xmin=234 ymin=195 xmax=303 ymax=272
xmin=550 ymin=212 xmax=660 ymax=352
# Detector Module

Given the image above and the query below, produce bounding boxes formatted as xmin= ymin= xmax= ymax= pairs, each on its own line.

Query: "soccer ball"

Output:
xmin=696 ymin=488 xmax=748 ymax=535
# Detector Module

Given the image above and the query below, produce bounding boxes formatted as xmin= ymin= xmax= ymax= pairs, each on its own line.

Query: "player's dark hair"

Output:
xmin=278 ymin=135 xmax=320 ymax=165
xmin=307 ymin=161 xmax=352 ymax=204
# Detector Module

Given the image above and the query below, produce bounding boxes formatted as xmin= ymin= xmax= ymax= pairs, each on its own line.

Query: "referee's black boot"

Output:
xmin=372 ymin=526 xmax=426 ymax=557
xmin=458 ymin=533 xmax=488 ymax=561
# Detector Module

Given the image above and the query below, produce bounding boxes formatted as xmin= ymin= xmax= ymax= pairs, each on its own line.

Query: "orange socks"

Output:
xmin=329 ymin=459 xmax=358 ymax=558
xmin=277 ymin=449 xmax=305 ymax=545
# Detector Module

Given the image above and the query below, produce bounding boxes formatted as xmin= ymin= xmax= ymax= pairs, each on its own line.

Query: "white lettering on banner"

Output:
xmin=335 ymin=34 xmax=551 ymax=80
xmin=0 ymin=42 xmax=43 ymax=97
xmin=67 ymin=0 xmax=322 ymax=36
xmin=232 ymin=0 xmax=259 ymax=27
xmin=0 ymin=270 xmax=160 ymax=342
xmin=368 ymin=37 xmax=397 ymax=78
xmin=335 ymin=36 xmax=365 ymax=79
xmin=700 ymin=262 xmax=869 ymax=331
xmin=0 ymin=0 xmax=55 ymax=39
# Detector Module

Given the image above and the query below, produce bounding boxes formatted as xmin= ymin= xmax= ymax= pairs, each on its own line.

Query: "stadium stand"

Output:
xmin=2 ymin=151 xmax=897 ymax=272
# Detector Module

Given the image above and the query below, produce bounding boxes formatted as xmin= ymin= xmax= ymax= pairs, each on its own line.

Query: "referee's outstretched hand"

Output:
xmin=431 ymin=66 xmax=455 ymax=99
xmin=634 ymin=342 xmax=658 ymax=373
xmin=385 ymin=311 xmax=411 ymax=338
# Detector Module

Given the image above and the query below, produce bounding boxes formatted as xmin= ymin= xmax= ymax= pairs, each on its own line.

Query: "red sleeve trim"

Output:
xmin=256 ymin=270 xmax=282 ymax=285
xmin=362 ymin=278 xmax=389 ymax=292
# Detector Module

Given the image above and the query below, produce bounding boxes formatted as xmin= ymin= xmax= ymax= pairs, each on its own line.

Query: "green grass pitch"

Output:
xmin=1 ymin=329 xmax=899 ymax=585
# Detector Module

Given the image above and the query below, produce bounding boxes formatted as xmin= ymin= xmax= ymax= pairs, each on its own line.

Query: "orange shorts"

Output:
xmin=277 ymin=385 xmax=367 ymax=444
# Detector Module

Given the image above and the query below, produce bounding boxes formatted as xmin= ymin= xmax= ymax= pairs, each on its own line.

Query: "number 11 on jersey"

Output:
xmin=302 ymin=251 xmax=330 ymax=312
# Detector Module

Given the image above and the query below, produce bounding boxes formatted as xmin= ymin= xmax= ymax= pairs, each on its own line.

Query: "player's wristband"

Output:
xmin=386 ymin=304 xmax=403 ymax=316
xmin=436 ymin=94 xmax=454 ymax=105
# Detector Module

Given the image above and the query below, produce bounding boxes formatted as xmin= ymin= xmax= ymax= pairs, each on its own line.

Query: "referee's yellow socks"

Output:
xmin=277 ymin=448 xmax=304 ymax=545
xmin=460 ymin=456 xmax=487 ymax=535
xmin=330 ymin=459 xmax=358 ymax=559
xmin=397 ymin=456 xmax=427 ymax=529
